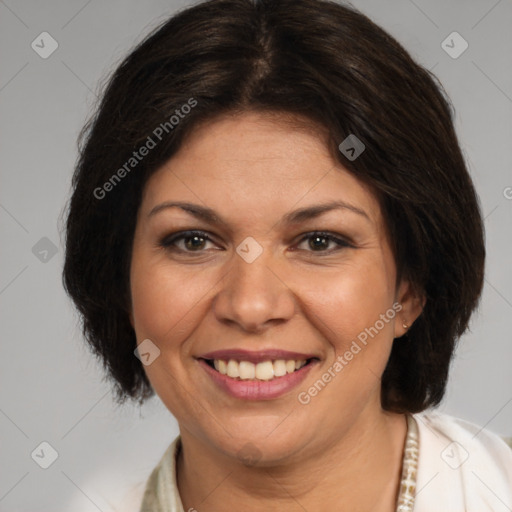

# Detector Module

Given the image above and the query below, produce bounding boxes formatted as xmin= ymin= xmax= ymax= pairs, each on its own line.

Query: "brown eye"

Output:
xmin=160 ymin=230 xmax=217 ymax=253
xmin=296 ymin=232 xmax=353 ymax=253
xmin=159 ymin=230 xmax=353 ymax=256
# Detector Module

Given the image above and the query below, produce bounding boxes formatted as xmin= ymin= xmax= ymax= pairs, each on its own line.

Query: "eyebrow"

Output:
xmin=148 ymin=200 xmax=370 ymax=226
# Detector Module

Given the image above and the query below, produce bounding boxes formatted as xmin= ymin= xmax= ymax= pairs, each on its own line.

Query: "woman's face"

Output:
xmin=129 ymin=111 xmax=413 ymax=464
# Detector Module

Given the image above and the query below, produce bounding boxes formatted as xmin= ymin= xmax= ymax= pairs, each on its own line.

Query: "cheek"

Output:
xmin=295 ymin=258 xmax=396 ymax=350
xmin=130 ymin=254 xmax=213 ymax=348
xmin=129 ymin=255 xmax=217 ymax=417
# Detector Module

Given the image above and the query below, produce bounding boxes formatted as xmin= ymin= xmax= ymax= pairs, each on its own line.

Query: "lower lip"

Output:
xmin=198 ymin=359 xmax=316 ymax=400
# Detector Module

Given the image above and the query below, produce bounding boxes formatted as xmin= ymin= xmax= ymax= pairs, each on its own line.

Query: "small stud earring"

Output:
xmin=402 ymin=322 xmax=409 ymax=330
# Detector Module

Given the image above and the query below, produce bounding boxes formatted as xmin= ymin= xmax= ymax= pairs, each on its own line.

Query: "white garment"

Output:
xmin=128 ymin=411 xmax=512 ymax=511
xmin=413 ymin=411 xmax=512 ymax=511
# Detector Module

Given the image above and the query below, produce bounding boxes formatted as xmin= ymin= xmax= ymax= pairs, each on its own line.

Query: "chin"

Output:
xmin=205 ymin=425 xmax=309 ymax=467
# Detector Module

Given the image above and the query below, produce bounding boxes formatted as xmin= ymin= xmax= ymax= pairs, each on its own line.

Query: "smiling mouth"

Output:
xmin=201 ymin=358 xmax=317 ymax=381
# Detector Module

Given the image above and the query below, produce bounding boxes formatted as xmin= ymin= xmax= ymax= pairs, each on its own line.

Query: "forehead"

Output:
xmin=140 ymin=112 xmax=383 ymax=229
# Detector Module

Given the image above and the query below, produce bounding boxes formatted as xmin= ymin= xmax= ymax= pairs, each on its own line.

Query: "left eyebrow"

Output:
xmin=147 ymin=199 xmax=370 ymax=226
xmin=280 ymin=200 xmax=370 ymax=225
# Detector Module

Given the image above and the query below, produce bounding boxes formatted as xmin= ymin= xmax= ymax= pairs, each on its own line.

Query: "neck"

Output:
xmin=177 ymin=409 xmax=407 ymax=512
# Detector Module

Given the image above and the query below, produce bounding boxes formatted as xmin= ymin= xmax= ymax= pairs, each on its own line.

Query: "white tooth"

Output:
xmin=214 ymin=360 xmax=220 ymax=371
xmin=255 ymin=361 xmax=274 ymax=380
xmin=286 ymin=360 xmax=296 ymax=373
xmin=273 ymin=359 xmax=287 ymax=377
xmin=239 ymin=361 xmax=256 ymax=380
xmin=297 ymin=360 xmax=307 ymax=369
xmin=227 ymin=359 xmax=240 ymax=378
xmin=295 ymin=360 xmax=302 ymax=370
xmin=217 ymin=360 xmax=227 ymax=375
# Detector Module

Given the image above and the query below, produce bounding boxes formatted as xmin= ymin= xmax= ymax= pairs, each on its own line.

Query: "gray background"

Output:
xmin=1 ymin=0 xmax=511 ymax=510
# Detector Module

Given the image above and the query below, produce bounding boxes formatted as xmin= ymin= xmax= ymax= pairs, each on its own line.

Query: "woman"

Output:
xmin=62 ymin=0 xmax=512 ymax=510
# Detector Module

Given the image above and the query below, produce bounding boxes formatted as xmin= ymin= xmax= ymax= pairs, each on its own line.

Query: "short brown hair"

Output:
xmin=62 ymin=0 xmax=485 ymax=412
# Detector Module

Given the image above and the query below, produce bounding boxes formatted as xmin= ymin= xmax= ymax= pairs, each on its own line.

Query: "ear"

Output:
xmin=394 ymin=279 xmax=425 ymax=338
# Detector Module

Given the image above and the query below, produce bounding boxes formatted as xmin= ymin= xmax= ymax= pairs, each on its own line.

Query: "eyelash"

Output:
xmin=159 ymin=230 xmax=354 ymax=255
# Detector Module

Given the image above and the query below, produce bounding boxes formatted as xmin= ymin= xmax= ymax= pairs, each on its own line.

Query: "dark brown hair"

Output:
xmin=61 ymin=0 xmax=485 ymax=412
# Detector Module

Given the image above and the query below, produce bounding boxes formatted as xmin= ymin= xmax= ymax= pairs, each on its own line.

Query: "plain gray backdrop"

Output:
xmin=1 ymin=0 xmax=511 ymax=510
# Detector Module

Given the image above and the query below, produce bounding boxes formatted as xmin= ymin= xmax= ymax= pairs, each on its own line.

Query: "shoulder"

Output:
xmin=112 ymin=436 xmax=182 ymax=512
xmin=111 ymin=480 xmax=147 ymax=512
xmin=412 ymin=410 xmax=512 ymax=512
xmin=416 ymin=410 xmax=512 ymax=467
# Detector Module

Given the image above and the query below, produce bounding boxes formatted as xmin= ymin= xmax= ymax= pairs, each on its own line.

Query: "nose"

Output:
xmin=212 ymin=245 xmax=296 ymax=333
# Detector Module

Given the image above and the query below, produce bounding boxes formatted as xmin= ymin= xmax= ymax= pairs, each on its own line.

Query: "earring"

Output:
xmin=402 ymin=322 xmax=409 ymax=330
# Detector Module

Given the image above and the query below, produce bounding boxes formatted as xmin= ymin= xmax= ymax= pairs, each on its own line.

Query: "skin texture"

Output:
xmin=129 ymin=111 xmax=424 ymax=511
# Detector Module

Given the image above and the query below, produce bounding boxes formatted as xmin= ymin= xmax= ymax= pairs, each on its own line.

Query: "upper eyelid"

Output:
xmin=161 ymin=230 xmax=354 ymax=249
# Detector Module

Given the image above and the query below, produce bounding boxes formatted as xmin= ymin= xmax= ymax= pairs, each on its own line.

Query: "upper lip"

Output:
xmin=198 ymin=349 xmax=319 ymax=364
